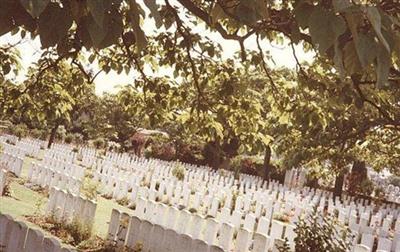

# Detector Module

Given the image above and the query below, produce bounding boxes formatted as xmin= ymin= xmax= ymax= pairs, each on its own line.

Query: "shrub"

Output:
xmin=93 ymin=137 xmax=106 ymax=149
xmin=65 ymin=133 xmax=74 ymax=144
xmin=231 ymin=155 xmax=264 ymax=177
xmin=80 ymin=177 xmax=100 ymax=201
xmin=27 ymin=214 xmax=92 ymax=246
xmin=56 ymin=125 xmax=67 ymax=140
xmin=67 ymin=218 xmax=92 ymax=245
xmin=30 ymin=128 xmax=44 ymax=139
xmin=116 ymin=197 xmax=130 ymax=206
xmin=147 ymin=143 xmax=176 ymax=161
xmin=294 ymin=208 xmax=352 ymax=252
xmin=172 ymin=164 xmax=185 ymax=181
xmin=374 ymin=186 xmax=385 ymax=198
xmin=74 ymin=133 xmax=84 ymax=144
xmin=12 ymin=124 xmax=28 ymax=139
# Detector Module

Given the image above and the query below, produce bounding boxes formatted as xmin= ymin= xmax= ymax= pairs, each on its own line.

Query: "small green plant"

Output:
xmin=34 ymin=196 xmax=46 ymax=215
xmin=93 ymin=137 xmax=106 ymax=149
xmin=294 ymin=207 xmax=352 ymax=252
xmin=172 ymin=164 xmax=185 ymax=181
xmin=65 ymin=133 xmax=74 ymax=144
xmin=12 ymin=124 xmax=28 ymax=140
xmin=67 ymin=217 xmax=92 ymax=245
xmin=27 ymin=214 xmax=92 ymax=246
xmin=116 ymin=197 xmax=130 ymax=206
xmin=80 ymin=177 xmax=100 ymax=201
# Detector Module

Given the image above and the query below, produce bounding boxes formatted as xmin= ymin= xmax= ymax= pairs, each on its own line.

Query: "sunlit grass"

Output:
xmin=0 ymin=155 xmax=135 ymax=238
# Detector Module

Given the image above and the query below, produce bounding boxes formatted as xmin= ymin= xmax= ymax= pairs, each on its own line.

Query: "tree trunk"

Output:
xmin=263 ymin=145 xmax=272 ymax=181
xmin=334 ymin=172 xmax=345 ymax=198
xmin=47 ymin=123 xmax=59 ymax=149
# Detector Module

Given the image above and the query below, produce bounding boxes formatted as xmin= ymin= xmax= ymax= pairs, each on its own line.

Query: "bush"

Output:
xmin=56 ymin=125 xmax=67 ymax=140
xmin=293 ymin=208 xmax=352 ymax=252
xmin=65 ymin=133 xmax=74 ymax=144
xmin=74 ymin=133 xmax=84 ymax=144
xmin=116 ymin=197 xmax=130 ymax=206
xmin=231 ymin=155 xmax=263 ymax=177
xmin=80 ymin=177 xmax=100 ymax=201
xmin=93 ymin=137 xmax=106 ymax=149
xmin=172 ymin=164 xmax=185 ymax=181
xmin=12 ymin=124 xmax=28 ymax=139
xmin=26 ymin=214 xmax=92 ymax=246
xmin=30 ymin=128 xmax=44 ymax=139
xmin=175 ymin=142 xmax=204 ymax=165
xmin=146 ymin=142 xmax=176 ymax=161
xmin=66 ymin=218 xmax=92 ymax=245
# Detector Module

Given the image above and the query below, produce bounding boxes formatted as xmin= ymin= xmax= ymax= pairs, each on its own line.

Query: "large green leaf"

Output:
xmin=128 ymin=0 xmax=148 ymax=52
xmin=333 ymin=40 xmax=345 ymax=80
xmin=98 ymin=8 xmax=123 ymax=49
xmin=38 ymin=3 xmax=72 ymax=48
xmin=294 ymin=2 xmax=314 ymax=29
xmin=86 ymin=15 xmax=106 ymax=48
xmin=143 ymin=0 xmax=162 ymax=29
xmin=354 ymin=33 xmax=378 ymax=68
xmin=19 ymin=0 xmax=49 ymax=18
xmin=376 ymin=45 xmax=390 ymax=88
xmin=343 ymin=41 xmax=362 ymax=74
xmin=332 ymin=0 xmax=352 ymax=13
xmin=235 ymin=1 xmax=259 ymax=25
xmin=365 ymin=6 xmax=390 ymax=53
xmin=308 ymin=7 xmax=346 ymax=53
xmin=87 ymin=0 xmax=106 ymax=28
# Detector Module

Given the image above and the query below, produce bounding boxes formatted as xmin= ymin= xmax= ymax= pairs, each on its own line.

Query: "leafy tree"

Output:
xmin=0 ymin=0 xmax=398 ymax=90
xmin=7 ymin=53 xmax=95 ymax=147
xmin=273 ymin=59 xmax=400 ymax=196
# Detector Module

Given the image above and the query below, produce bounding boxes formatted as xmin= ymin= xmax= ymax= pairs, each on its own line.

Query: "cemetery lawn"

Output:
xmin=0 ymin=180 xmax=135 ymax=238
xmin=0 ymin=156 xmax=135 ymax=239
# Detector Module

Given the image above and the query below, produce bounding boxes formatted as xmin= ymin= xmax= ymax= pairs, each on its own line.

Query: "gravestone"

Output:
xmin=25 ymin=228 xmax=45 ymax=252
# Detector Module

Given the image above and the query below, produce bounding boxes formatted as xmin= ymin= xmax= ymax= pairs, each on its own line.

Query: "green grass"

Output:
xmin=0 ymin=154 xmax=135 ymax=239
xmin=0 ymin=182 xmax=47 ymax=217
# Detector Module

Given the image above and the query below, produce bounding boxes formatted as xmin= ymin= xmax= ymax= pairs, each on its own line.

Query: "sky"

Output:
xmin=0 ymin=3 xmax=314 ymax=95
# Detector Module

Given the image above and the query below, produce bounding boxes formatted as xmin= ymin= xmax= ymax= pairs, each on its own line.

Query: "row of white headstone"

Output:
xmin=2 ymin=135 xmax=400 ymax=251
xmin=45 ymin=187 xmax=97 ymax=226
xmin=27 ymin=162 xmax=81 ymax=194
xmin=40 ymin=155 xmax=85 ymax=178
xmin=128 ymin=196 xmax=297 ymax=251
xmin=0 ymin=213 xmax=76 ymax=252
xmin=90 ymin=153 xmax=400 ymax=250
xmin=0 ymin=151 xmax=24 ymax=177
xmin=106 ymin=208 xmax=225 ymax=252
xmin=356 ymin=232 xmax=399 ymax=252
xmin=15 ymin=138 xmax=42 ymax=157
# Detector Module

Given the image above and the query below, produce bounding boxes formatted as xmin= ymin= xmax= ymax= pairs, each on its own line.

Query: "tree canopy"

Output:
xmin=0 ymin=0 xmax=399 ymax=194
